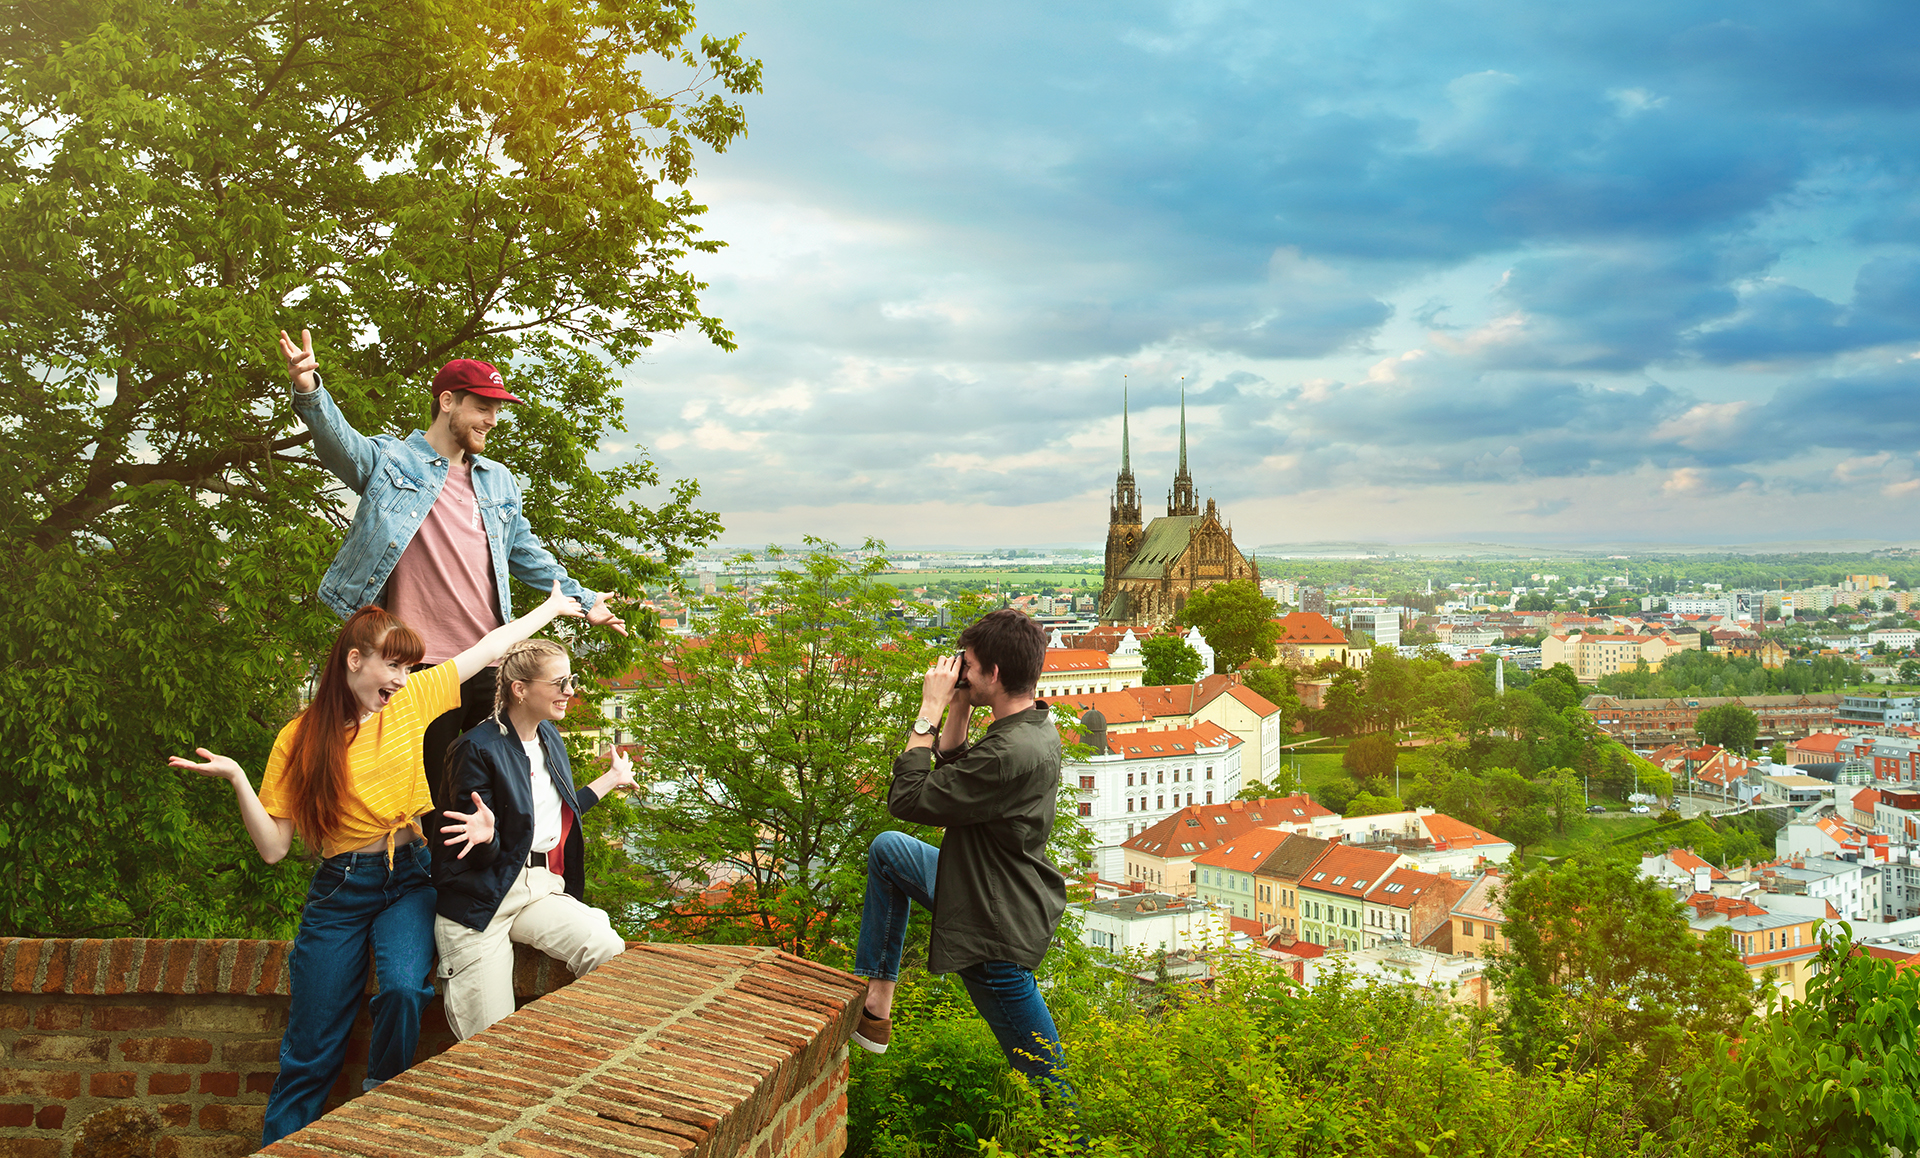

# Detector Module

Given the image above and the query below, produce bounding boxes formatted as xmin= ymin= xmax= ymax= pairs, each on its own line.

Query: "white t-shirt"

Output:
xmin=524 ymin=739 xmax=563 ymax=854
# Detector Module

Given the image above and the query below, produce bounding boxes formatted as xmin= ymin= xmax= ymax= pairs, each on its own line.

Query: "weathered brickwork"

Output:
xmin=0 ymin=940 xmax=858 ymax=1158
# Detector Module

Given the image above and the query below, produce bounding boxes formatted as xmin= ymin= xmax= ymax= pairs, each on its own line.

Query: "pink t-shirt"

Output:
xmin=387 ymin=462 xmax=501 ymax=664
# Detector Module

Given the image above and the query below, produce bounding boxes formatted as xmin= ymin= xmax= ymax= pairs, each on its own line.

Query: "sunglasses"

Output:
xmin=529 ymin=674 xmax=582 ymax=695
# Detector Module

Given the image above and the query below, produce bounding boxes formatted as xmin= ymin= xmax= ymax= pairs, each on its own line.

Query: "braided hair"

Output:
xmin=491 ymin=638 xmax=571 ymax=734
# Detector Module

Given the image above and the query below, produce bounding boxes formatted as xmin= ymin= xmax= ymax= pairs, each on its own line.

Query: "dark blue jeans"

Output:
xmin=853 ymin=831 xmax=1071 ymax=1100
xmin=262 ymin=841 xmax=437 ymax=1145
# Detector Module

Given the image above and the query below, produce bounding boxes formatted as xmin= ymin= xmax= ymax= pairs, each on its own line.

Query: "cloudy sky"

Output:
xmin=610 ymin=0 xmax=1920 ymax=550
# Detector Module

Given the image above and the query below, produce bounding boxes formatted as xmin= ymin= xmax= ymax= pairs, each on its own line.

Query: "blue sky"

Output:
xmin=610 ymin=1 xmax=1920 ymax=549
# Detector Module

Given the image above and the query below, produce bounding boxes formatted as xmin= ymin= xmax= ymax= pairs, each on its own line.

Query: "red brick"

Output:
xmin=33 ymin=1105 xmax=63 ymax=1130
xmin=194 ymin=941 xmax=224 ymax=994
xmin=72 ymin=940 xmax=103 ymax=994
xmin=222 ymin=1040 xmax=282 ymax=1066
xmin=255 ymin=944 xmax=288 ymax=997
xmin=0 ymin=1105 xmax=30 ymax=1128
xmin=10 ymin=941 xmax=43 ymax=992
xmin=31 ymin=1003 xmax=82 ymax=1031
xmin=149 ymin=1073 xmax=192 ymax=1096
xmin=198 ymin=1104 xmax=265 ymax=1134
xmin=162 ymin=944 xmax=194 ymax=994
xmin=93 ymin=1003 xmax=172 ymax=1031
xmin=36 ymin=946 xmax=64 ymax=995
xmin=13 ymin=1034 xmax=109 ymax=1062
xmin=136 ymin=940 xmax=167 ymax=992
xmin=90 ymin=1072 xmax=136 ymax=1098
xmin=245 ymin=1072 xmax=275 ymax=1095
xmin=0 ymin=1138 xmax=63 ymax=1158
xmin=158 ymin=1103 xmax=191 ymax=1128
xmin=0 ymin=1071 xmax=79 ymax=1099
xmin=0 ymin=1006 xmax=26 ymax=1031
xmin=119 ymin=1036 xmax=213 ymax=1064
xmin=104 ymin=940 xmax=137 ymax=996
xmin=199 ymin=1071 xmax=240 ymax=1097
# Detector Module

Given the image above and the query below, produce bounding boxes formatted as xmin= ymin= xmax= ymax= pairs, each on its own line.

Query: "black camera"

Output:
xmin=955 ymin=651 xmax=971 ymax=689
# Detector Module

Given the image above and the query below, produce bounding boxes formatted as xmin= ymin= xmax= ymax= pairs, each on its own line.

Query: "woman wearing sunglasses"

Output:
xmin=426 ymin=638 xmax=636 ymax=1039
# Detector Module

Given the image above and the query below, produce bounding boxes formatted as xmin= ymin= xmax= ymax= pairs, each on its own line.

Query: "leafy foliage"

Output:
xmin=1689 ymin=922 xmax=1920 ymax=1157
xmin=1178 ymin=581 xmax=1280 ymax=672
xmin=0 ymin=0 xmax=754 ymax=935
xmin=1139 ymin=635 xmax=1204 ymax=685
xmin=1598 ymin=650 xmax=1864 ymax=698
xmin=1695 ymin=704 xmax=1760 ymax=755
xmin=1490 ymin=858 xmax=1755 ymax=1077
xmin=620 ymin=544 xmax=941 ymax=959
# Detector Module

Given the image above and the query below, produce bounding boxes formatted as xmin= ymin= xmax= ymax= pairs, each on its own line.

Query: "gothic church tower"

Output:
xmin=1168 ymin=383 xmax=1197 ymax=517
xmin=1102 ymin=382 xmax=1142 ymax=606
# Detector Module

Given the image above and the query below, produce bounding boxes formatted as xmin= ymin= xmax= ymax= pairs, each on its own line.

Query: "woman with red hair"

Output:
xmin=171 ymin=581 xmax=581 ymax=1144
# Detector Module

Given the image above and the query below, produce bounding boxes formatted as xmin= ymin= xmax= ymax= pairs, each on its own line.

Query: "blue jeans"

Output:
xmin=263 ymin=841 xmax=437 ymax=1145
xmin=853 ymin=831 xmax=1071 ymax=1099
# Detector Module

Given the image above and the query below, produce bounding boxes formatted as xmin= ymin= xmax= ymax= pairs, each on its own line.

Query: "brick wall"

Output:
xmin=1 ymin=940 xmax=860 ymax=1158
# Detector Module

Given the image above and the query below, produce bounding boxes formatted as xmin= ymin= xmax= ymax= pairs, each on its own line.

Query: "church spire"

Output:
xmin=1111 ymin=377 xmax=1139 ymax=524
xmin=1169 ymin=377 xmax=1197 ymax=516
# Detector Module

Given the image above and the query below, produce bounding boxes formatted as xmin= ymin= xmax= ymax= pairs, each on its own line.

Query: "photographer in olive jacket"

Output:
xmin=849 ymin=609 xmax=1071 ymax=1099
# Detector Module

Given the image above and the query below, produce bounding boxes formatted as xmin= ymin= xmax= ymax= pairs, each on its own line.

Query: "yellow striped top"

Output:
xmin=259 ymin=662 xmax=462 ymax=859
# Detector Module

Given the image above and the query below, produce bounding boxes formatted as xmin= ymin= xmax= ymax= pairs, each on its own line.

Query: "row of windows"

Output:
xmin=1125 ymin=792 xmax=1213 ymax=812
xmin=1127 ymin=767 xmax=1215 ymax=787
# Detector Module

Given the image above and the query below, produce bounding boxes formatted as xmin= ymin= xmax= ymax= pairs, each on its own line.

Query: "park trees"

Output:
xmin=1178 ymin=581 xmax=1279 ymax=672
xmin=1139 ymin=635 xmax=1204 ymax=685
xmin=1696 ymin=704 xmax=1760 ymax=755
xmin=0 ymin=0 xmax=757 ymax=935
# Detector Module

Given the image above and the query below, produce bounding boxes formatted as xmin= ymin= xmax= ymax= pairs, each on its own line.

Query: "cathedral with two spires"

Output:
xmin=1098 ymin=386 xmax=1258 ymax=627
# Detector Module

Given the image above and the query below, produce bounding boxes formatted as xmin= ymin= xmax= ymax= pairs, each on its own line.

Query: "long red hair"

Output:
xmin=282 ymin=607 xmax=424 ymax=850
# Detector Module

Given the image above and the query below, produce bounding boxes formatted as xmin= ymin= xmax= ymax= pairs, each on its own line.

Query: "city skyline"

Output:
xmin=593 ymin=1 xmax=1920 ymax=549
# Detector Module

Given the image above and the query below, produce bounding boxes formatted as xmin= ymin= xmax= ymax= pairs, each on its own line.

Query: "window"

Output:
xmin=1206 ymin=765 xmax=1214 ymax=779
xmin=1180 ymin=843 xmax=1193 ymax=852
xmin=1462 ymin=920 xmax=1474 ymax=937
xmin=1127 ymin=773 xmax=1134 ymax=787
xmin=1152 ymin=745 xmax=1163 ymax=752
xmin=1484 ymin=924 xmax=1494 ymax=940
xmin=1127 ymin=799 xmax=1134 ymax=812
xmin=1184 ymin=818 xmax=1200 ymax=827
xmin=1157 ymin=770 xmax=1165 ymax=784
xmin=1205 ymin=792 xmax=1212 ymax=804
xmin=1077 ymin=802 xmax=1092 ymax=817
xmin=1157 ymin=796 xmax=1164 ymax=810
xmin=1080 ymin=775 xmax=1095 ymax=791
xmin=1186 ymin=793 xmax=1194 ymax=806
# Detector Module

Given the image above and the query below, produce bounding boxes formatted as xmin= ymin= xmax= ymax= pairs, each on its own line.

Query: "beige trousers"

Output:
xmin=434 ymin=863 xmax=625 ymax=1040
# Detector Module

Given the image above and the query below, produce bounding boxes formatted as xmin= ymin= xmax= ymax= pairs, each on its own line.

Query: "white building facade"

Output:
xmin=1068 ymin=723 xmax=1245 ymax=881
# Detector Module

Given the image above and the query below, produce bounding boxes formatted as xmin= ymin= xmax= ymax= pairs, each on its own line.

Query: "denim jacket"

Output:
xmin=291 ymin=378 xmax=599 ymax=621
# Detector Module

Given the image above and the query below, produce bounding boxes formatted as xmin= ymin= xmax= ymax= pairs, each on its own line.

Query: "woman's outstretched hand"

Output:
xmin=169 ymin=748 xmax=244 ymax=783
xmin=441 ymin=792 xmax=497 ymax=859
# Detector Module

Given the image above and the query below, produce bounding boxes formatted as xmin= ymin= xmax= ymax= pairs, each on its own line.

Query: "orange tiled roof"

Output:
xmin=1298 ymin=845 xmax=1403 ymax=899
xmin=1418 ymin=813 xmax=1510 ymax=851
xmin=1272 ymin=612 xmax=1347 ymax=645
xmin=1194 ymin=828 xmax=1293 ymax=873
xmin=1124 ymin=797 xmax=1326 ymax=856
xmin=1363 ymin=866 xmax=1449 ymax=910
xmin=1043 ymin=649 xmax=1114 ymax=674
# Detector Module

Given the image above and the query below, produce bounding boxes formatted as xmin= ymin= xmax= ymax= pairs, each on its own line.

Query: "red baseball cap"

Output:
xmin=431 ymin=359 xmax=523 ymax=404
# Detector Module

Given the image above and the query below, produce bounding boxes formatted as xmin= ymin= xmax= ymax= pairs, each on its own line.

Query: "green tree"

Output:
xmin=0 ymin=0 xmax=756 ymax=936
xmin=1178 ymin=581 xmax=1279 ymax=672
xmin=1241 ymin=664 xmax=1303 ymax=735
xmin=1343 ymin=732 xmax=1398 ymax=783
xmin=1696 ymin=704 xmax=1760 ymax=755
xmin=1491 ymin=858 xmax=1754 ymax=1076
xmin=627 ymin=544 xmax=938 ymax=958
xmin=1139 ymin=635 xmax=1204 ymax=685
xmin=1689 ymin=921 xmax=1920 ymax=1156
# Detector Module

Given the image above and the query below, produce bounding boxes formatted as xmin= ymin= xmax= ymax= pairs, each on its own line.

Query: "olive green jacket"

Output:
xmin=888 ymin=701 xmax=1067 ymax=974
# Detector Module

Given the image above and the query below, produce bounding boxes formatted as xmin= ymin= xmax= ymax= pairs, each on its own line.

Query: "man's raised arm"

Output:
xmin=279 ymin=328 xmax=378 ymax=493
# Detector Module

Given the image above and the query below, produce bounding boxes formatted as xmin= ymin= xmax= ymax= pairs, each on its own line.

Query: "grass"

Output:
xmin=1533 ymin=813 xmax=1668 ymax=862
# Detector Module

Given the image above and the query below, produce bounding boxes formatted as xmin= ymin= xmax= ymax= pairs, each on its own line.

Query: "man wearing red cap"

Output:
xmin=278 ymin=329 xmax=627 ymax=782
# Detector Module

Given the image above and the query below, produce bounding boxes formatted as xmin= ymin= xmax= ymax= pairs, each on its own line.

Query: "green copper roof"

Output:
xmin=1117 ymin=516 xmax=1203 ymax=579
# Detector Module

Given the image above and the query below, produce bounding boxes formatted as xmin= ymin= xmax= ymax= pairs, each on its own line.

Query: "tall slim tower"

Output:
xmin=1102 ymin=381 xmax=1143 ymax=611
xmin=1168 ymin=381 xmax=1197 ymax=516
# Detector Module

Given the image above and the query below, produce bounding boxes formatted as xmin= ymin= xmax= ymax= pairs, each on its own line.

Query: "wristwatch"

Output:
xmin=912 ymin=716 xmax=938 ymax=736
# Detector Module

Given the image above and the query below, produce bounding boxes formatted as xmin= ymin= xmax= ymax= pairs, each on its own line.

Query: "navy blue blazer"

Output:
xmin=426 ymin=716 xmax=603 ymax=931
